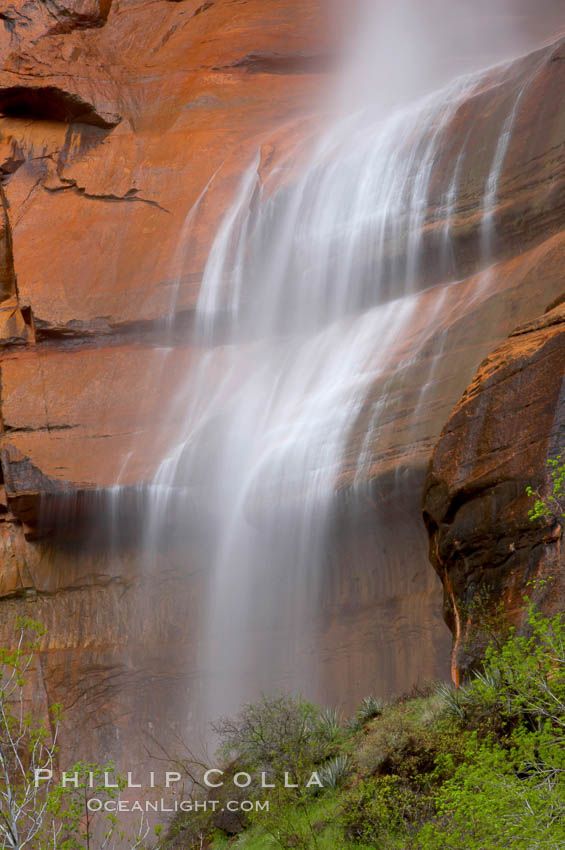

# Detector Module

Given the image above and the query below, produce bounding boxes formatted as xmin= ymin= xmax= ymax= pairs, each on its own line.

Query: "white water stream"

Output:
xmin=126 ymin=4 xmax=564 ymax=728
xmin=139 ymin=71 xmax=532 ymax=724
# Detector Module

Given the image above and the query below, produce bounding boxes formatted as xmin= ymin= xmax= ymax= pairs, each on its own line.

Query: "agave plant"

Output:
xmin=435 ymin=682 xmax=472 ymax=720
xmin=318 ymin=754 xmax=351 ymax=789
xmin=471 ymin=666 xmax=504 ymax=691
xmin=318 ymin=707 xmax=342 ymax=742
xmin=346 ymin=696 xmax=385 ymax=732
xmin=358 ymin=696 xmax=385 ymax=726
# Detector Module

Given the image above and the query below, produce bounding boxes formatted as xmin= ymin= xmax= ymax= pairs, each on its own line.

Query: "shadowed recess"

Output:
xmin=0 ymin=85 xmax=120 ymax=127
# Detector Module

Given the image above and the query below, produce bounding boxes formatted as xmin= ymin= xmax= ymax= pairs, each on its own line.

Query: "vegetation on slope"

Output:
xmin=162 ymin=591 xmax=565 ymax=850
xmin=1 ymin=459 xmax=563 ymax=849
xmin=165 ymin=457 xmax=565 ymax=849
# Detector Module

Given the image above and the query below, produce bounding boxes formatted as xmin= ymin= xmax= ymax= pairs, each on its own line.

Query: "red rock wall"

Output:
xmin=0 ymin=0 xmax=336 ymax=768
xmin=0 ymin=0 xmax=332 ymax=500
xmin=424 ymin=300 xmax=565 ymax=682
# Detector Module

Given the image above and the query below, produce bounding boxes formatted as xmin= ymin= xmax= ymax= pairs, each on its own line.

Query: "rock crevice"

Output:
xmin=0 ymin=84 xmax=120 ymax=126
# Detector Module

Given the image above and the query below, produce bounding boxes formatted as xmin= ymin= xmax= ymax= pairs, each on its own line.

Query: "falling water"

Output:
xmin=480 ymin=53 xmax=550 ymax=276
xmin=137 ymin=53 xmax=539 ymax=726
xmin=101 ymin=0 xmax=565 ymax=737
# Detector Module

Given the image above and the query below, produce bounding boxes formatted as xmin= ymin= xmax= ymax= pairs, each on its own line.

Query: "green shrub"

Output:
xmin=415 ymin=605 xmax=565 ymax=849
xmin=434 ymin=682 xmax=470 ymax=721
xmin=527 ymin=450 xmax=565 ymax=523
xmin=342 ymin=775 xmax=432 ymax=846
xmin=212 ymin=693 xmax=335 ymax=778
xmin=416 ymin=727 xmax=565 ymax=850
xmin=354 ymin=701 xmax=463 ymax=784
xmin=435 ymin=675 xmax=510 ymax=734
xmin=471 ymin=602 xmax=565 ymax=730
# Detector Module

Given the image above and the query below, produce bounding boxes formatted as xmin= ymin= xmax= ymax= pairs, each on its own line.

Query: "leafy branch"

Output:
xmin=526 ymin=451 xmax=565 ymax=523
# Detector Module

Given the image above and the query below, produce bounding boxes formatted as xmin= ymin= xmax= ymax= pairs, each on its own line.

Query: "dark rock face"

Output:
xmin=424 ymin=301 xmax=565 ymax=682
xmin=0 ymin=85 xmax=120 ymax=127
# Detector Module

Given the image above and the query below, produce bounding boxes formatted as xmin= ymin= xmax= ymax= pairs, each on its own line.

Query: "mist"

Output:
xmin=333 ymin=0 xmax=565 ymax=112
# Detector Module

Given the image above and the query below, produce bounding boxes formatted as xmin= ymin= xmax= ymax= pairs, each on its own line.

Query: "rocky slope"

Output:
xmin=0 ymin=0 xmax=565 ymax=771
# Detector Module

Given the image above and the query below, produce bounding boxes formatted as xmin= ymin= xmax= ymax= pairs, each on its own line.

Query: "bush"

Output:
xmin=416 ymin=728 xmax=565 ymax=850
xmin=471 ymin=601 xmax=565 ymax=730
xmin=415 ymin=604 xmax=565 ymax=849
xmin=527 ymin=450 xmax=565 ymax=524
xmin=435 ymin=677 xmax=508 ymax=733
xmin=212 ymin=693 xmax=336 ymax=779
xmin=434 ymin=682 xmax=470 ymax=721
xmin=342 ymin=775 xmax=432 ymax=846
xmin=354 ymin=701 xmax=463 ymax=783
xmin=0 ymin=619 xmax=160 ymax=850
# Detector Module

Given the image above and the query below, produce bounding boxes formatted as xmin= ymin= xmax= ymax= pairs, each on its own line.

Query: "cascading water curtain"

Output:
xmin=131 ymin=0 xmax=557 ymax=732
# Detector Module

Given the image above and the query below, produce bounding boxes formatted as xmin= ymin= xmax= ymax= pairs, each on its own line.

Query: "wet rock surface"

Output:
xmin=424 ymin=300 xmax=565 ymax=681
xmin=0 ymin=0 xmax=335 ymax=770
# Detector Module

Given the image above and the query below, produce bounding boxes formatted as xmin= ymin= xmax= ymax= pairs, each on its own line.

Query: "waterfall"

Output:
xmin=80 ymin=0 xmax=565 ymax=738
xmin=136 ymin=46 xmax=541 ymax=726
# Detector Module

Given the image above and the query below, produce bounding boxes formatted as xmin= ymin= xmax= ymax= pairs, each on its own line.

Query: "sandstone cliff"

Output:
xmin=0 ymin=0 xmax=336 ymax=767
xmin=424 ymin=299 xmax=565 ymax=683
